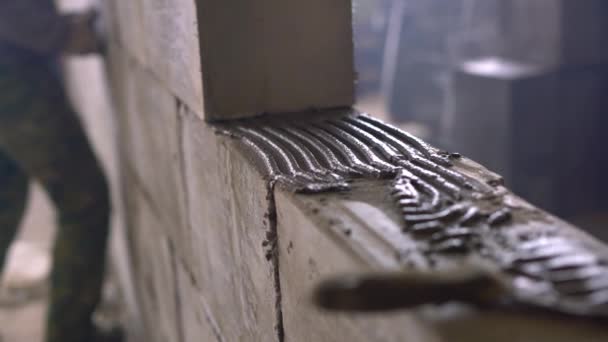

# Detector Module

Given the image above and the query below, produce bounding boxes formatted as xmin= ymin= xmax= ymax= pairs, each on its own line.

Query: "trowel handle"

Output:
xmin=314 ymin=271 xmax=502 ymax=312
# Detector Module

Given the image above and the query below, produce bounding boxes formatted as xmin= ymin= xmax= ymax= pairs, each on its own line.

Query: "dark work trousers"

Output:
xmin=0 ymin=60 xmax=110 ymax=342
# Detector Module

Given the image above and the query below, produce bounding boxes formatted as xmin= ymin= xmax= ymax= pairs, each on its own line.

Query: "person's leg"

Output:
xmin=0 ymin=152 xmax=29 ymax=276
xmin=0 ymin=62 xmax=110 ymax=342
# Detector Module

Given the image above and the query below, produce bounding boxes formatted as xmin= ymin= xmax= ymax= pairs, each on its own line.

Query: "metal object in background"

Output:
xmin=353 ymin=0 xmax=393 ymax=97
xmin=445 ymin=58 xmax=561 ymax=212
xmin=446 ymin=61 xmax=608 ymax=224
xmin=381 ymin=0 xmax=501 ymax=137
xmin=444 ymin=1 xmax=608 ymax=236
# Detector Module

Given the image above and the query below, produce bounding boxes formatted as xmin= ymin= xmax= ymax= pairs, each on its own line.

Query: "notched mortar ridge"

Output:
xmin=217 ymin=109 xmax=608 ymax=319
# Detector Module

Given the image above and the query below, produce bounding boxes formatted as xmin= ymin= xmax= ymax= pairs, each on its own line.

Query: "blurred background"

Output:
xmin=353 ymin=0 xmax=608 ymax=241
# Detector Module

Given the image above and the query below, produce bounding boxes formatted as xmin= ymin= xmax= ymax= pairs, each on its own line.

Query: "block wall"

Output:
xmin=61 ymin=0 xmax=281 ymax=340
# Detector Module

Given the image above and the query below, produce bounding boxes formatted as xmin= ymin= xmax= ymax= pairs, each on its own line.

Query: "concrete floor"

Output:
xmin=0 ymin=185 xmax=54 ymax=342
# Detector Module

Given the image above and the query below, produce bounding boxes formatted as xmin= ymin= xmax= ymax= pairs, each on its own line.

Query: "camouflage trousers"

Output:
xmin=0 ymin=61 xmax=110 ymax=342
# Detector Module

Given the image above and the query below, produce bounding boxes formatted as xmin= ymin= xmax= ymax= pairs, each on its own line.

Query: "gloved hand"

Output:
xmin=63 ymin=10 xmax=104 ymax=55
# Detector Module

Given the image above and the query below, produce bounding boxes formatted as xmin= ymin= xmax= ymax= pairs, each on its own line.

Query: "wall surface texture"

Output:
xmin=64 ymin=0 xmax=321 ymax=340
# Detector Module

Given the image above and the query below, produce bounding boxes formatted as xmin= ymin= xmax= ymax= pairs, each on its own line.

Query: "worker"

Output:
xmin=0 ymin=1 xmax=118 ymax=341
